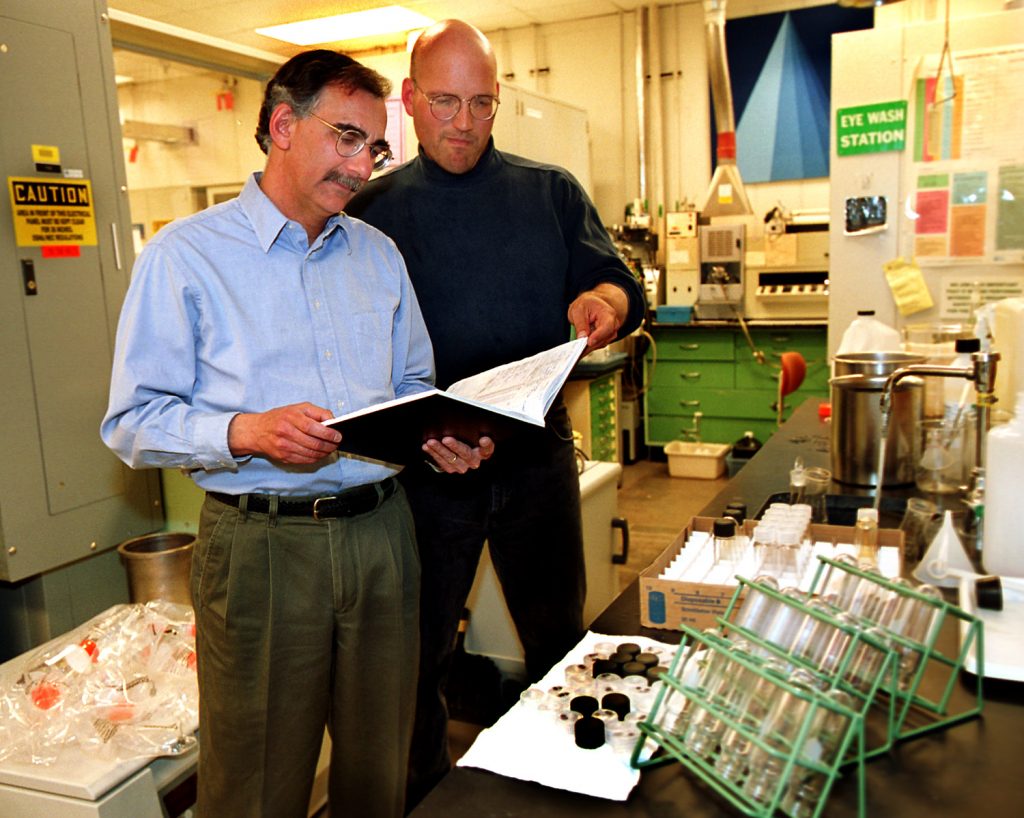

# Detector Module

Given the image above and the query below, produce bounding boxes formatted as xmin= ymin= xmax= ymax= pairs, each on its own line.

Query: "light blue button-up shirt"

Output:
xmin=101 ymin=173 xmax=435 ymax=495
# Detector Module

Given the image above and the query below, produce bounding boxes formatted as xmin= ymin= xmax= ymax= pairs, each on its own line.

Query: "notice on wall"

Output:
xmin=904 ymin=46 xmax=1024 ymax=266
xmin=836 ymin=101 xmax=908 ymax=156
xmin=7 ymin=176 xmax=97 ymax=247
xmin=997 ymin=164 xmax=1024 ymax=255
xmin=942 ymin=277 xmax=1024 ymax=318
xmin=909 ymin=166 xmax=1024 ymax=262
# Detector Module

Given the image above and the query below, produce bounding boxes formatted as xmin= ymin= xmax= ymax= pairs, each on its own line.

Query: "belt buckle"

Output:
xmin=312 ymin=496 xmax=337 ymax=520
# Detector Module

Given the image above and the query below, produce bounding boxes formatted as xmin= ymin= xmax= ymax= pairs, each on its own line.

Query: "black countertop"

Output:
xmin=410 ymin=398 xmax=1024 ymax=818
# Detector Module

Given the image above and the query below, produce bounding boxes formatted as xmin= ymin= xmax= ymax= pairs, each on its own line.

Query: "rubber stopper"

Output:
xmin=713 ymin=517 xmax=736 ymax=538
xmin=621 ymin=661 xmax=647 ymax=677
xmin=609 ymin=651 xmax=635 ymax=670
xmin=616 ymin=642 xmax=641 ymax=658
xmin=634 ymin=652 xmax=659 ymax=669
xmin=592 ymin=658 xmax=617 ymax=677
xmin=974 ymin=576 xmax=1004 ymax=611
xmin=574 ymin=716 xmax=606 ymax=749
xmin=602 ymin=692 xmax=631 ymax=720
xmin=570 ymin=695 xmax=599 ymax=717
xmin=646 ymin=665 xmax=669 ymax=684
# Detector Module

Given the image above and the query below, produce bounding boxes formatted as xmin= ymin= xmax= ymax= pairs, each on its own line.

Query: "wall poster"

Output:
xmin=908 ymin=45 xmax=1024 ymax=265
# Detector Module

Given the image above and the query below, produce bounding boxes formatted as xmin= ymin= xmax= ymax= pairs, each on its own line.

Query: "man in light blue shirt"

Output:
xmin=102 ymin=51 xmax=491 ymax=818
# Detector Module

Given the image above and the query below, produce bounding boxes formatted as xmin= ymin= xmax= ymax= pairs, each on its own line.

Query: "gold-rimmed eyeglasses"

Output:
xmin=413 ymin=82 xmax=500 ymax=122
xmin=309 ymin=114 xmax=392 ymax=171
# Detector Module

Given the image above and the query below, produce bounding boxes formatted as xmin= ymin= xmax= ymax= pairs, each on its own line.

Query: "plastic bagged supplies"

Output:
xmin=0 ymin=601 xmax=198 ymax=767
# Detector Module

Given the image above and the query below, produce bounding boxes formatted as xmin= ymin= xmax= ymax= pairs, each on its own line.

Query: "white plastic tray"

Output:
xmin=958 ymin=575 xmax=1024 ymax=682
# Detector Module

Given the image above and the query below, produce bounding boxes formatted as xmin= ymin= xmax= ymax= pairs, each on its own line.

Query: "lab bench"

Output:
xmin=410 ymin=397 xmax=1024 ymax=818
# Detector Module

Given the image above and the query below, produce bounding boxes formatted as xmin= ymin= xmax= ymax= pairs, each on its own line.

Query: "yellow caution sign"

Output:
xmin=7 ymin=176 xmax=97 ymax=247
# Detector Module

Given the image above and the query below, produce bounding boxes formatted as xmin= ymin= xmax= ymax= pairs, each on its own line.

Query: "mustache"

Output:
xmin=324 ymin=170 xmax=365 ymax=192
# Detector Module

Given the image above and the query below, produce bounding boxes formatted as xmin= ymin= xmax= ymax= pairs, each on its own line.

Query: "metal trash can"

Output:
xmin=117 ymin=532 xmax=195 ymax=606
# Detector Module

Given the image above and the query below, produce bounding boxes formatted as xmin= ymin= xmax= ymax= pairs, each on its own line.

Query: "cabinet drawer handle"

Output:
xmin=611 ymin=517 xmax=630 ymax=565
xmin=681 ymin=372 xmax=702 ymax=380
xmin=680 ymin=400 xmax=701 ymax=407
xmin=679 ymin=343 xmax=700 ymax=350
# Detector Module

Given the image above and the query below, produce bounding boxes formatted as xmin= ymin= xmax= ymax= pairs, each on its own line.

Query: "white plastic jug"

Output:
xmin=836 ymin=310 xmax=903 ymax=355
xmin=983 ymin=394 xmax=1024 ymax=576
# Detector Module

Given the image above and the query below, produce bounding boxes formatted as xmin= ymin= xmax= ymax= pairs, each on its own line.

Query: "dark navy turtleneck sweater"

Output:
xmin=347 ymin=139 xmax=644 ymax=390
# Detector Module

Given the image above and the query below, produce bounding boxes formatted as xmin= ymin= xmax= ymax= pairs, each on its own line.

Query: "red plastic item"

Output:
xmin=778 ymin=352 xmax=807 ymax=397
xmin=818 ymin=402 xmax=832 ymax=420
xmin=80 ymin=638 xmax=99 ymax=661
xmin=31 ymin=681 xmax=61 ymax=710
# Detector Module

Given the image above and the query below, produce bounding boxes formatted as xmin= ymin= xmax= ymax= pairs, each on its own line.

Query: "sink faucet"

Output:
xmin=878 ymin=349 xmax=1000 ymax=553
xmin=879 ymin=349 xmax=1000 ymax=472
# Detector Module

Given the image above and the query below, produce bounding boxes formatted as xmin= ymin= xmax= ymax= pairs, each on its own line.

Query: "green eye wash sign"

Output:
xmin=836 ymin=101 xmax=908 ymax=156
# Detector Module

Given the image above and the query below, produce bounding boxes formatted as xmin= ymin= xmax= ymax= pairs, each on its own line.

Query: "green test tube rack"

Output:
xmin=633 ymin=624 xmax=870 ymax=818
xmin=718 ymin=574 xmax=901 ymax=758
xmin=804 ymin=555 xmax=984 ymax=742
xmin=631 ymin=558 xmax=984 ymax=818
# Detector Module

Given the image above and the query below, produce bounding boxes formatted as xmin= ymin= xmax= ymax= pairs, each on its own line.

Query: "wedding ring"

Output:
xmin=450 ymin=454 xmax=458 ymax=463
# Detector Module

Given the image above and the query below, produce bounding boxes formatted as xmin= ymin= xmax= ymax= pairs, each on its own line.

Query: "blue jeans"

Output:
xmin=401 ymin=405 xmax=586 ymax=808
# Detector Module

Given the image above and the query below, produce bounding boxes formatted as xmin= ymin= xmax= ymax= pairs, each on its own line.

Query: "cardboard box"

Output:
xmin=639 ymin=516 xmax=904 ymax=631
xmin=664 ymin=441 xmax=730 ymax=479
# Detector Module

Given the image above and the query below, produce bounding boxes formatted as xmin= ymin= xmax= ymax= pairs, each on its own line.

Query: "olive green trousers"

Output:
xmin=191 ymin=487 xmax=420 ymax=818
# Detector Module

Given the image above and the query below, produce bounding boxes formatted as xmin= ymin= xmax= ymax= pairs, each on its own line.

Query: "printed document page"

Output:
xmin=446 ymin=338 xmax=588 ymax=420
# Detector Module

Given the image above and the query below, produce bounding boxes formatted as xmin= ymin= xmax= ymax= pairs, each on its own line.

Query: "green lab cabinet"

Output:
xmin=644 ymin=324 xmax=828 ymax=448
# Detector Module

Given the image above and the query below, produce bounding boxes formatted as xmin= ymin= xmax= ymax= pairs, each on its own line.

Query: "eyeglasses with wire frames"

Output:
xmin=413 ymin=81 xmax=500 ymax=122
xmin=309 ymin=113 xmax=393 ymax=171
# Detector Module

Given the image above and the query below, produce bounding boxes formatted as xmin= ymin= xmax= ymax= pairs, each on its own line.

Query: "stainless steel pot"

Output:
xmin=830 ymin=352 xmax=925 ymax=487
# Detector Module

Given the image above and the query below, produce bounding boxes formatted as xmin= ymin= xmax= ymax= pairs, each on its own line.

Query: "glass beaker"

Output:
xmin=900 ymin=322 xmax=971 ymax=418
xmin=898 ymin=497 xmax=939 ymax=565
xmin=802 ymin=467 xmax=831 ymax=524
xmin=916 ymin=417 xmax=967 ymax=494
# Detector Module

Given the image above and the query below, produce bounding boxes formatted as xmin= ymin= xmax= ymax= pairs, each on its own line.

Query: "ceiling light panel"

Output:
xmin=255 ymin=5 xmax=434 ymax=46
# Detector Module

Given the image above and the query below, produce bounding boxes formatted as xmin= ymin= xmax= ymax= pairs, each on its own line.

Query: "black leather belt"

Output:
xmin=208 ymin=477 xmax=397 ymax=520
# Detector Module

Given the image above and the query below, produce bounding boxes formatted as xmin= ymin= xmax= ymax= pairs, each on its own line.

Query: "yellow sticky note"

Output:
xmin=882 ymin=257 xmax=934 ymax=316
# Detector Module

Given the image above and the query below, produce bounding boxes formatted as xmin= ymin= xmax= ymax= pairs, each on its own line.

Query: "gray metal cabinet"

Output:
xmin=0 ymin=1 xmax=162 ymax=646
xmin=490 ymin=83 xmax=593 ymax=198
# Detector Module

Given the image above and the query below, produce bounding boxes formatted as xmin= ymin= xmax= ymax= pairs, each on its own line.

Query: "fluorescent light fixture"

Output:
xmin=115 ymin=74 xmax=135 ymax=85
xmin=256 ymin=6 xmax=434 ymax=46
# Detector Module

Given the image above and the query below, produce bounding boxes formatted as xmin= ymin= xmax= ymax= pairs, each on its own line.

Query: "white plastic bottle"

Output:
xmin=943 ymin=337 xmax=980 ymax=423
xmin=836 ymin=310 xmax=903 ymax=355
xmin=983 ymin=393 xmax=1024 ymax=576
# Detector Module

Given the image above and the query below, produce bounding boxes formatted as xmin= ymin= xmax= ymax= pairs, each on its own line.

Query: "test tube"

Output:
xmin=782 ymin=688 xmax=855 ymax=818
xmin=755 ymin=587 xmax=809 ymax=657
xmin=683 ymin=649 xmax=757 ymax=758
xmin=713 ymin=658 xmax=788 ymax=782
xmin=892 ymin=583 xmax=943 ymax=689
xmin=841 ymin=626 xmax=892 ymax=694
xmin=732 ymin=575 xmax=781 ymax=636
xmin=743 ymin=678 xmax=816 ymax=804
xmin=790 ymin=598 xmax=842 ymax=670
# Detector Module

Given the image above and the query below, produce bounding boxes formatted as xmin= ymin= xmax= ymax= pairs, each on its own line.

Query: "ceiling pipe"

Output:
xmin=647 ymin=3 xmax=665 ymax=224
xmin=635 ymin=7 xmax=647 ymax=208
xmin=699 ymin=0 xmax=753 ymax=217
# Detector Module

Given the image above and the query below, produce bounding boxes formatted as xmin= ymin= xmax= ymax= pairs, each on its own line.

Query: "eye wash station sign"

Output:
xmin=836 ymin=101 xmax=908 ymax=156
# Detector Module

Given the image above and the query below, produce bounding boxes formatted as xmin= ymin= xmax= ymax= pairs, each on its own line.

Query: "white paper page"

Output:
xmin=446 ymin=337 xmax=587 ymax=420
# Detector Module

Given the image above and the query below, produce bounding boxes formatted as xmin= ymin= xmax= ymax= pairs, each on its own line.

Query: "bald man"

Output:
xmin=347 ymin=20 xmax=645 ymax=807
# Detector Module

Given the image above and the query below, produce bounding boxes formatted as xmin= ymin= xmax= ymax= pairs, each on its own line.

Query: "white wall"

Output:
xmin=120 ymin=1 xmax=1010 ymax=238
xmin=828 ymin=5 xmax=1024 ymax=355
xmin=119 ymin=70 xmax=266 ymax=234
xmin=360 ymin=0 xmax=838 ymax=227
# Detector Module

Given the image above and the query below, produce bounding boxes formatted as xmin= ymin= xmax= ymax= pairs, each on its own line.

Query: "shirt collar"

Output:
xmin=239 ymin=172 xmax=348 ymax=253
